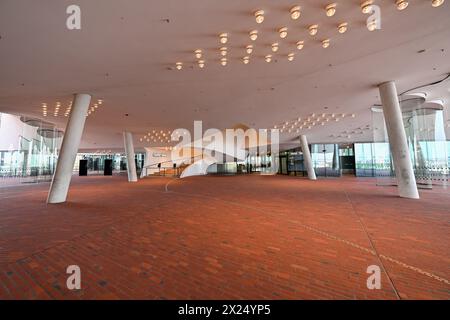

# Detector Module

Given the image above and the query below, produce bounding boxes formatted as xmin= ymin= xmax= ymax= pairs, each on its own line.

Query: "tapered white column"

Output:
xmin=47 ymin=93 xmax=91 ymax=203
xmin=378 ymin=81 xmax=419 ymax=199
xmin=300 ymin=135 xmax=317 ymax=180
xmin=123 ymin=131 xmax=138 ymax=182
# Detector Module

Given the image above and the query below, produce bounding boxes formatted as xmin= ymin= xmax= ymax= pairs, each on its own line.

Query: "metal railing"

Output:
xmin=142 ymin=155 xmax=203 ymax=177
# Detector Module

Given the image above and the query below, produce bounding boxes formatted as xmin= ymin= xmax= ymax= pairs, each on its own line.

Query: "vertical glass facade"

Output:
xmin=365 ymin=98 xmax=449 ymax=187
xmin=74 ymin=152 xmax=145 ymax=175
xmin=0 ymin=113 xmax=62 ymax=184
xmin=311 ymin=144 xmax=341 ymax=177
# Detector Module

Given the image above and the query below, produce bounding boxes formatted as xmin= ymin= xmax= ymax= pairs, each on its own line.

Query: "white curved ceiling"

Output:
xmin=0 ymin=0 xmax=449 ymax=150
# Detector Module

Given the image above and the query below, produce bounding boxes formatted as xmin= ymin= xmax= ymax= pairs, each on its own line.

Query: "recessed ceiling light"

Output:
xmin=249 ymin=30 xmax=258 ymax=41
xmin=254 ymin=10 xmax=265 ymax=24
xmin=287 ymin=53 xmax=295 ymax=61
xmin=322 ymin=39 xmax=330 ymax=48
xmin=361 ymin=0 xmax=374 ymax=14
xmin=194 ymin=49 xmax=202 ymax=59
xmin=265 ymin=55 xmax=272 ymax=62
xmin=325 ymin=3 xmax=337 ymax=17
xmin=219 ymin=33 xmax=228 ymax=44
xmin=290 ymin=6 xmax=301 ymax=20
xmin=338 ymin=22 xmax=348 ymax=34
xmin=220 ymin=58 xmax=227 ymax=66
xmin=309 ymin=25 xmax=319 ymax=36
xmin=220 ymin=47 xmax=227 ymax=56
xmin=431 ymin=0 xmax=445 ymax=7
xmin=296 ymin=41 xmax=305 ymax=50
xmin=396 ymin=0 xmax=409 ymax=10
xmin=279 ymin=27 xmax=288 ymax=39
xmin=175 ymin=62 xmax=183 ymax=70
xmin=198 ymin=60 xmax=205 ymax=68
xmin=246 ymin=45 xmax=253 ymax=54
xmin=243 ymin=56 xmax=250 ymax=64
xmin=271 ymin=43 xmax=279 ymax=52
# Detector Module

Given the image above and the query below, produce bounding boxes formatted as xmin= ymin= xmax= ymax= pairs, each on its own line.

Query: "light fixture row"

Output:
xmin=86 ymin=99 xmax=104 ymax=117
xmin=140 ymin=129 xmax=173 ymax=143
xmin=174 ymin=1 xmax=445 ymax=70
xmin=177 ymin=38 xmax=335 ymax=69
xmin=272 ymin=113 xmax=356 ymax=134
xmin=41 ymin=99 xmax=103 ymax=118
xmin=253 ymin=3 xmax=337 ymax=24
xmin=175 ymin=21 xmax=349 ymax=70
xmin=393 ymin=0 xmax=445 ymax=10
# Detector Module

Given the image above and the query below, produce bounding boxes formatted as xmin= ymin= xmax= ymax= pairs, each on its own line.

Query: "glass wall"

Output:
xmin=366 ymin=98 xmax=449 ymax=187
xmin=278 ymin=148 xmax=307 ymax=176
xmin=0 ymin=113 xmax=62 ymax=184
xmin=74 ymin=152 xmax=145 ymax=176
xmin=311 ymin=144 xmax=341 ymax=177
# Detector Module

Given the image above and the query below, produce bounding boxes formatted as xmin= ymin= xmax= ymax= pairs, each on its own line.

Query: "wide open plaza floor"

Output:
xmin=0 ymin=175 xmax=448 ymax=299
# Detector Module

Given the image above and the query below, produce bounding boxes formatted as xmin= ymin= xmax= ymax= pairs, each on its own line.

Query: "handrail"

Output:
xmin=143 ymin=154 xmax=203 ymax=169
xmin=142 ymin=154 xmax=204 ymax=177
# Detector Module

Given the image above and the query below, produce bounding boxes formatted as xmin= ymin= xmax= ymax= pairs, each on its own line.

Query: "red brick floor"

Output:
xmin=0 ymin=174 xmax=448 ymax=300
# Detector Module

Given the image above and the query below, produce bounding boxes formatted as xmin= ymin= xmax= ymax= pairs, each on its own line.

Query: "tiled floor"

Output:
xmin=0 ymin=174 xmax=448 ymax=299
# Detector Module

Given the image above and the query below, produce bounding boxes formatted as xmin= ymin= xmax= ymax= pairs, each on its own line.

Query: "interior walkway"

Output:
xmin=0 ymin=175 xmax=448 ymax=299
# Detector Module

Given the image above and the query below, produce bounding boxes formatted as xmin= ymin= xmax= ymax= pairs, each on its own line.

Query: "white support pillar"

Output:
xmin=47 ymin=93 xmax=91 ymax=203
xmin=378 ymin=81 xmax=419 ymax=199
xmin=300 ymin=135 xmax=317 ymax=180
xmin=123 ymin=131 xmax=138 ymax=182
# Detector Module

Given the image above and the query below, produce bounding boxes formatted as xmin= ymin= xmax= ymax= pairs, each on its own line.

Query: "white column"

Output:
xmin=300 ymin=135 xmax=317 ymax=180
xmin=47 ymin=93 xmax=91 ymax=203
xmin=123 ymin=131 xmax=138 ymax=182
xmin=378 ymin=81 xmax=419 ymax=199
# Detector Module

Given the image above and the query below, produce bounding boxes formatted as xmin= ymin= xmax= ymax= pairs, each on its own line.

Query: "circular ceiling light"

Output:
xmin=249 ymin=30 xmax=258 ymax=41
xmin=309 ymin=24 xmax=319 ymax=36
xmin=271 ymin=43 xmax=279 ymax=52
xmin=322 ymin=39 xmax=330 ymax=48
xmin=279 ymin=27 xmax=288 ymax=39
xmin=246 ymin=45 xmax=253 ymax=54
xmin=219 ymin=33 xmax=228 ymax=44
xmin=254 ymin=10 xmax=265 ymax=24
xmin=265 ymin=55 xmax=272 ymax=63
xmin=243 ymin=56 xmax=250 ymax=64
xmin=431 ymin=0 xmax=445 ymax=6
xmin=396 ymin=0 xmax=409 ymax=10
xmin=194 ymin=49 xmax=202 ymax=59
xmin=290 ymin=6 xmax=301 ymax=20
xmin=361 ymin=0 xmax=374 ymax=14
xmin=220 ymin=58 xmax=227 ymax=66
xmin=198 ymin=60 xmax=205 ymax=68
xmin=296 ymin=40 xmax=305 ymax=50
xmin=325 ymin=3 xmax=337 ymax=17
xmin=220 ymin=47 xmax=227 ymax=56
xmin=338 ymin=22 xmax=348 ymax=34
xmin=287 ymin=53 xmax=295 ymax=61
xmin=175 ymin=62 xmax=183 ymax=70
